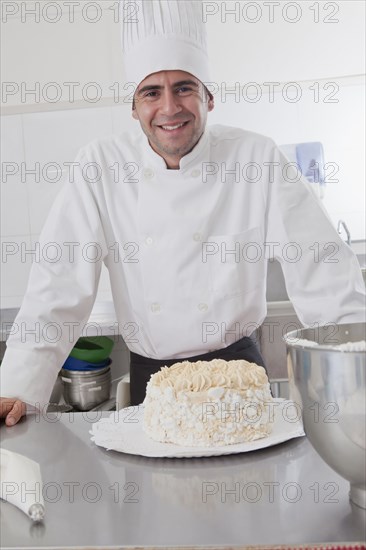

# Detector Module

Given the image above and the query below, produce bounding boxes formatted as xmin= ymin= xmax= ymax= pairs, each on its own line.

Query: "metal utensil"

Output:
xmin=60 ymin=366 xmax=111 ymax=411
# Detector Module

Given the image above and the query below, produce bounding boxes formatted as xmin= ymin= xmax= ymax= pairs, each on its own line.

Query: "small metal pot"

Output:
xmin=60 ymin=365 xmax=111 ymax=411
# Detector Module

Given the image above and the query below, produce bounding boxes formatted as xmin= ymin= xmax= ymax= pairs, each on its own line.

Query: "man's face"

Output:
xmin=132 ymin=70 xmax=214 ymax=169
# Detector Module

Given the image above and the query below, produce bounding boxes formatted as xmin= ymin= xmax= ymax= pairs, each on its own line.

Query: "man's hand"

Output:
xmin=0 ymin=398 xmax=26 ymax=426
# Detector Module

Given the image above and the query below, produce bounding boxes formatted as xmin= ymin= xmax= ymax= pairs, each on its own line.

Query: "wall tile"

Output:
xmin=1 ymin=115 xmax=30 ymax=236
xmin=111 ymin=105 xmax=137 ymax=136
xmin=1 ymin=181 xmax=30 ymax=236
xmin=207 ymin=2 xmax=365 ymax=83
xmin=1 ymin=114 xmax=24 ymax=162
xmin=27 ymin=177 xmax=65 ymax=235
xmin=298 ymin=83 xmax=365 ymax=239
xmin=0 ymin=235 xmax=33 ymax=303
xmin=2 ymin=11 xmax=117 ymax=108
xmin=22 ymin=107 xmax=113 ymax=167
xmin=209 ymin=88 xmax=301 ymax=145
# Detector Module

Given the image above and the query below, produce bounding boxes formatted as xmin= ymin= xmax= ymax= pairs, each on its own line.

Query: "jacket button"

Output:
xmin=198 ymin=303 xmax=208 ymax=312
xmin=145 ymin=237 xmax=153 ymax=245
xmin=193 ymin=232 xmax=202 ymax=242
xmin=191 ymin=169 xmax=201 ymax=178
xmin=143 ymin=168 xmax=154 ymax=179
xmin=151 ymin=303 xmax=161 ymax=313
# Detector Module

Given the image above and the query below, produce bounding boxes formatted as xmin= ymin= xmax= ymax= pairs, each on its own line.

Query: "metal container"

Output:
xmin=60 ymin=365 xmax=111 ymax=411
xmin=285 ymin=322 xmax=366 ymax=509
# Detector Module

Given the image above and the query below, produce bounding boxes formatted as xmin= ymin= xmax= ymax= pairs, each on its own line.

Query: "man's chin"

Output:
xmin=154 ymin=133 xmax=203 ymax=156
xmin=151 ymin=140 xmax=192 ymax=158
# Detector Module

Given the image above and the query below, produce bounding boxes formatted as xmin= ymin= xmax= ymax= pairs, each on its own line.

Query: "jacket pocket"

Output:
xmin=205 ymin=226 xmax=265 ymax=298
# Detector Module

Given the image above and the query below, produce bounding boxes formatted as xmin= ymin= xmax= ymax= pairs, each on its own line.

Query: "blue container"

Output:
xmin=62 ymin=356 xmax=111 ymax=372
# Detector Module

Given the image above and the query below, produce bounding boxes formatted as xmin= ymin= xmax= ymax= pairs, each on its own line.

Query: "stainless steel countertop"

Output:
xmin=1 ymin=412 xmax=365 ymax=549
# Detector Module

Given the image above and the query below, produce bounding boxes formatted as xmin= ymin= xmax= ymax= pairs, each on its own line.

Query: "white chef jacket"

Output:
xmin=1 ymin=125 xmax=365 ymax=408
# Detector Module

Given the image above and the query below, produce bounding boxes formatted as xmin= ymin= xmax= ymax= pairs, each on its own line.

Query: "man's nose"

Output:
xmin=159 ymin=91 xmax=182 ymax=116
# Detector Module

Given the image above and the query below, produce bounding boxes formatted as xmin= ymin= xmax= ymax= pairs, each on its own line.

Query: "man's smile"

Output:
xmin=156 ymin=121 xmax=190 ymax=132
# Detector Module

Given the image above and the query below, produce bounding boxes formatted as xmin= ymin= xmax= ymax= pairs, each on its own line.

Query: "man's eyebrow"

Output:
xmin=136 ymin=80 xmax=199 ymax=96
xmin=173 ymin=80 xmax=199 ymax=88
xmin=136 ymin=84 xmax=163 ymax=97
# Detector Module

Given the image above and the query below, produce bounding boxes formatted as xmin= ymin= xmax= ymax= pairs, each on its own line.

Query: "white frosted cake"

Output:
xmin=143 ymin=359 xmax=274 ymax=447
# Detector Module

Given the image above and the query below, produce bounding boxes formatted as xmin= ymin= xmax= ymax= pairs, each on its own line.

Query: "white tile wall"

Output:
xmin=298 ymin=83 xmax=365 ymax=239
xmin=23 ymin=106 xmax=115 ymax=235
xmin=209 ymin=87 xmax=301 ymax=144
xmin=1 ymin=181 xmax=30 ymax=237
xmin=2 ymin=7 xmax=122 ymax=107
xmin=1 ymin=105 xmax=135 ymax=307
xmin=0 ymin=115 xmax=30 ymax=236
xmin=206 ymin=1 xmax=365 ymax=83
xmin=0 ymin=235 xmax=33 ymax=308
xmin=111 ymin=105 xmax=138 ymax=135
xmin=0 ymin=114 xmax=24 ymax=162
xmin=22 ymin=107 xmax=113 ymax=166
xmin=28 ymin=179 xmax=66 ymax=236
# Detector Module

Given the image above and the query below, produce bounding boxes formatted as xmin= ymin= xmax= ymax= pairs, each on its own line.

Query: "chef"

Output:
xmin=1 ymin=0 xmax=365 ymax=426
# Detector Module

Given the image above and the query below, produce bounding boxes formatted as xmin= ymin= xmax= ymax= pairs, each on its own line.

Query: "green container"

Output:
xmin=70 ymin=336 xmax=114 ymax=364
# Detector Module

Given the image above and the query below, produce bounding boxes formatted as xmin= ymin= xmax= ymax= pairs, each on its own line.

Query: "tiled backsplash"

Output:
xmin=1 ymin=105 xmax=136 ymax=308
xmin=1 ymin=79 xmax=365 ymax=307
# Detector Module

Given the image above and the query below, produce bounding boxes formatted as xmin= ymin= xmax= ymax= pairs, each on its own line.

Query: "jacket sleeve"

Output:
xmin=0 ymin=148 xmax=108 ymax=410
xmin=265 ymin=141 xmax=365 ymax=327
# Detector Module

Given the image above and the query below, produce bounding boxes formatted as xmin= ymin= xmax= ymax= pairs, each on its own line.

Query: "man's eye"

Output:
xmin=144 ymin=91 xmax=158 ymax=98
xmin=176 ymin=87 xmax=192 ymax=94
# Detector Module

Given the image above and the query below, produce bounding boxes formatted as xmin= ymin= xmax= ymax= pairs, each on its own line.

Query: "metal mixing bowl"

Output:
xmin=285 ymin=322 xmax=366 ymax=508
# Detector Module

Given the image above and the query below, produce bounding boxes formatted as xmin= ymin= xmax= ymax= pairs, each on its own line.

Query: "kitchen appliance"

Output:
xmin=285 ymin=322 xmax=366 ymax=508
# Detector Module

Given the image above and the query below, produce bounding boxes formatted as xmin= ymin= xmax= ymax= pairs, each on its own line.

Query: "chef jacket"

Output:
xmin=1 ymin=125 xmax=365 ymax=409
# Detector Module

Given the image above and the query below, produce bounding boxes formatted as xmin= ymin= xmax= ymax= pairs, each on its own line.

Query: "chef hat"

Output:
xmin=120 ymin=0 xmax=211 ymax=87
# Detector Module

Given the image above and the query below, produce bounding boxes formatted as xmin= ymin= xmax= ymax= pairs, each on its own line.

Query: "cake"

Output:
xmin=143 ymin=358 xmax=274 ymax=447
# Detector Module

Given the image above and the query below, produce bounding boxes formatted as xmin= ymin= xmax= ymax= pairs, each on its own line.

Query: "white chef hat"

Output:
xmin=120 ymin=0 xmax=211 ymax=87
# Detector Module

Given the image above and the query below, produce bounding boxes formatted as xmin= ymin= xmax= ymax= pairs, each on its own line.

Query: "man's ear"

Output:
xmin=132 ymin=108 xmax=139 ymax=120
xmin=208 ymin=96 xmax=214 ymax=112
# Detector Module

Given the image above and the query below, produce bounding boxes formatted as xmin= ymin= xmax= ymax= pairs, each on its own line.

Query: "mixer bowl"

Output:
xmin=285 ymin=322 xmax=366 ymax=508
